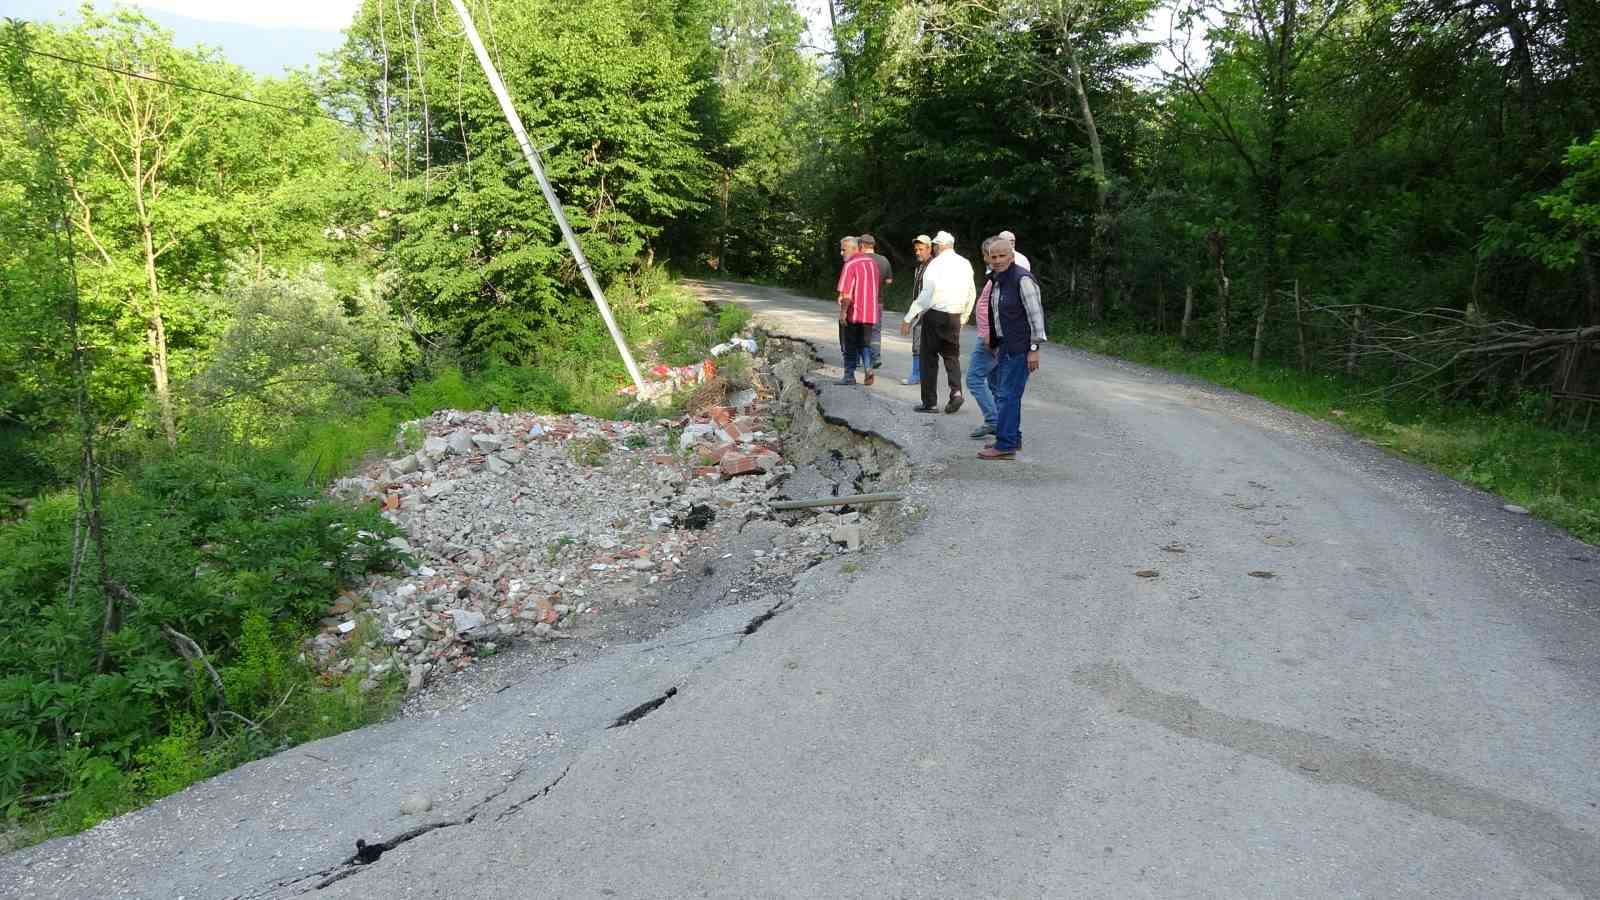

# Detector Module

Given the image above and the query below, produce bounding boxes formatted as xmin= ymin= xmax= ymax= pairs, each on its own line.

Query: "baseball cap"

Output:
xmin=933 ymin=230 xmax=956 ymax=246
xmin=913 ymin=234 xmax=932 ymax=245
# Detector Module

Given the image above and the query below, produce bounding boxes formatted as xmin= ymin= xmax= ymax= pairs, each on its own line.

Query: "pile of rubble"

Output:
xmin=316 ymin=346 xmax=885 ymax=694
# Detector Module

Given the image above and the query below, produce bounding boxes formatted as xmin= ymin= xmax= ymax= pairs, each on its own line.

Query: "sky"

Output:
xmin=6 ymin=0 xmax=841 ymax=76
xmin=4 ymin=0 xmax=1185 ymax=81
xmin=4 ymin=0 xmax=362 ymax=74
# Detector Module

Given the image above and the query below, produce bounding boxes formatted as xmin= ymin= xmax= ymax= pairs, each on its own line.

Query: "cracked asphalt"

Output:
xmin=5 ymin=280 xmax=1598 ymax=899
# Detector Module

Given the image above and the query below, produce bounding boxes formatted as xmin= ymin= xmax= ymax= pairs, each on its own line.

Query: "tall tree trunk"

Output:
xmin=827 ymin=0 xmax=860 ymax=120
xmin=140 ymin=218 xmax=177 ymax=447
xmin=1346 ymin=304 xmax=1363 ymax=377
xmin=1157 ymin=273 xmax=1167 ymax=333
xmin=1181 ymin=283 xmax=1195 ymax=342
xmin=1580 ymin=235 xmax=1599 ymax=326
xmin=1252 ymin=284 xmax=1272 ymax=365
xmin=1254 ymin=0 xmax=1294 ymax=369
xmin=717 ymin=168 xmax=731 ymax=272
xmin=1293 ymin=279 xmax=1309 ymax=371
xmin=1208 ymin=228 xmax=1230 ymax=350
xmin=1065 ymin=32 xmax=1109 ymax=321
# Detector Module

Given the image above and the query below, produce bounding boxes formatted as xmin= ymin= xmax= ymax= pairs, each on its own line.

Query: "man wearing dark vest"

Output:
xmin=901 ymin=234 xmax=933 ymax=385
xmin=979 ymin=237 xmax=1046 ymax=460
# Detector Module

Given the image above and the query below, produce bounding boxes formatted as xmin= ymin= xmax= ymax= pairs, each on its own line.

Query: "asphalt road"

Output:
xmin=5 ymin=279 xmax=1598 ymax=899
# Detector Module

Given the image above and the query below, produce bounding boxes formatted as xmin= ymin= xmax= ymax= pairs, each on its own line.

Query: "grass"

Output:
xmin=569 ymin=436 xmax=613 ymax=467
xmin=2 ymin=275 xmax=750 ymax=848
xmin=286 ymin=279 xmax=727 ymax=482
xmin=1065 ymin=328 xmax=1600 ymax=545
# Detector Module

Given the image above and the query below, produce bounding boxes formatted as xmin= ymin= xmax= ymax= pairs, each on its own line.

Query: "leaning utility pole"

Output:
xmin=447 ymin=0 xmax=647 ymax=395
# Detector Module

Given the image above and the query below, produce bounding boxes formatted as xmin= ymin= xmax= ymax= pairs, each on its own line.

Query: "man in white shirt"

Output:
xmin=998 ymin=229 xmax=1033 ymax=274
xmin=899 ymin=230 xmax=976 ymax=414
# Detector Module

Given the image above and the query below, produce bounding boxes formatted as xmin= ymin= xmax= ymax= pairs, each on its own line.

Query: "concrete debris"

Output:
xmin=448 ymin=609 xmax=486 ymax=634
xmin=313 ymin=335 xmax=898 ymax=692
xmin=447 ymin=429 xmax=476 ymax=455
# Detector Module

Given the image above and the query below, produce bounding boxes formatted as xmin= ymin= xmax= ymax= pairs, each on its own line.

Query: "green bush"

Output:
xmin=0 ymin=447 xmax=404 ymax=829
xmin=0 ymin=276 xmax=741 ymax=841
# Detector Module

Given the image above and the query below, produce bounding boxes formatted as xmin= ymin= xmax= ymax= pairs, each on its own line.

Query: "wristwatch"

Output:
xmin=1029 ymin=343 xmax=1039 ymax=352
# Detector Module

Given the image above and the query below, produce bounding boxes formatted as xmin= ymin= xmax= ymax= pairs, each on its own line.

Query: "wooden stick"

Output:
xmin=769 ymin=492 xmax=904 ymax=511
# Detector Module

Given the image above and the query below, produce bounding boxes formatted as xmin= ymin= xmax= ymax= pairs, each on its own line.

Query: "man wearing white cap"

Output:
xmin=900 ymin=230 xmax=976 ymax=413
xmin=997 ymin=229 xmax=1032 ymax=274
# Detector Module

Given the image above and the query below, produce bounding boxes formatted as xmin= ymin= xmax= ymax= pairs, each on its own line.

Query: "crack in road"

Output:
xmin=494 ymin=765 xmax=574 ymax=822
xmin=608 ymin=686 xmax=679 ymax=728
xmin=742 ymin=596 xmax=788 ymax=636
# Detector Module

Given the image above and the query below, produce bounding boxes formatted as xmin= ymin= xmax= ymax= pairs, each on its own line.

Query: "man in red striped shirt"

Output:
xmin=835 ymin=236 xmax=881 ymax=385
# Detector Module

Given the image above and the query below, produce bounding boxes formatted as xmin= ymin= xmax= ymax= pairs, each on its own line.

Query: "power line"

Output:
xmin=1 ymin=39 xmax=350 ymax=124
xmin=0 ymin=37 xmax=474 ymax=150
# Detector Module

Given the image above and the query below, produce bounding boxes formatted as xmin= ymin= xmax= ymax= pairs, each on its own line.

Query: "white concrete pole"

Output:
xmin=448 ymin=0 xmax=647 ymax=395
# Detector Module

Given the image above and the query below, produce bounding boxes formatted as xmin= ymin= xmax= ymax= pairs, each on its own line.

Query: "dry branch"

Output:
xmin=161 ymin=624 xmax=232 ymax=735
xmin=1316 ymin=303 xmax=1600 ymax=396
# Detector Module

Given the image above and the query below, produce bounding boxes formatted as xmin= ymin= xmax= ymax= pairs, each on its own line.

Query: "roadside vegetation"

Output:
xmin=0 ymin=274 xmax=741 ymax=848
xmin=1065 ymin=329 xmax=1600 ymax=545
xmin=4 ymin=0 xmax=1596 ymax=851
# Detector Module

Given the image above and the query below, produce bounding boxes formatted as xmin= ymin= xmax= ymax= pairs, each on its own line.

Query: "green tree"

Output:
xmin=330 ymin=0 xmax=711 ymax=363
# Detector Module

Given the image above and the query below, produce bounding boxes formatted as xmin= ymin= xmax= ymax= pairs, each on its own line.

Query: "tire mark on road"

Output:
xmin=1073 ymin=660 xmax=1597 ymax=897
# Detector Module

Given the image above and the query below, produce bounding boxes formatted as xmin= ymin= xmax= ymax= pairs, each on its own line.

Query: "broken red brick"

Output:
xmin=709 ymin=407 xmax=734 ymax=425
xmin=720 ymin=453 xmax=762 ymax=477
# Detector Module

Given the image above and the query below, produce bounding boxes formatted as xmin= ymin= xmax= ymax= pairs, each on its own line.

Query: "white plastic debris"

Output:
xmin=710 ymin=338 xmax=758 ymax=356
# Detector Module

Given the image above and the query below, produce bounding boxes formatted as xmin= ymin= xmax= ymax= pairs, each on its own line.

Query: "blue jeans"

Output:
xmin=870 ymin=321 xmax=883 ymax=368
xmin=993 ymin=349 xmax=1032 ymax=452
xmin=966 ymin=344 xmax=999 ymax=427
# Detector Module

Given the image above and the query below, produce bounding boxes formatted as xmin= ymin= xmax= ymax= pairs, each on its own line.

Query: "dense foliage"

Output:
xmin=0 ymin=0 xmax=776 ymax=838
xmin=2 ymin=0 xmax=1596 ymax=842
xmin=762 ymin=0 xmax=1599 ymax=356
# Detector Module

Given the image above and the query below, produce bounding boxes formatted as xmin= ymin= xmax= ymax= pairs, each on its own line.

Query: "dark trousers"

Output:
xmin=840 ymin=321 xmax=871 ymax=375
xmin=919 ymin=309 xmax=962 ymax=409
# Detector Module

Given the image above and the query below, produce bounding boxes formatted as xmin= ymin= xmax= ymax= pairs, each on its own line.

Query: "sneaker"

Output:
xmin=864 ymin=371 xmax=876 ymax=386
xmin=985 ymin=438 xmax=1023 ymax=450
xmin=836 ymin=374 xmax=857 ymax=386
xmin=944 ymin=393 xmax=964 ymax=414
xmin=913 ymin=404 xmax=939 ymax=413
xmin=900 ymin=376 xmax=920 ymax=386
xmin=977 ymin=447 xmax=1015 ymax=461
xmin=969 ymin=424 xmax=995 ymax=439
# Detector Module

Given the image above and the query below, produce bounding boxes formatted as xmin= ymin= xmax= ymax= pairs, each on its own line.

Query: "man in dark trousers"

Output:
xmin=899 ymin=231 xmax=976 ymax=413
xmin=859 ymin=234 xmax=892 ymax=372
xmin=834 ymin=235 xmax=881 ymax=385
xmin=902 ymin=234 xmax=933 ymax=385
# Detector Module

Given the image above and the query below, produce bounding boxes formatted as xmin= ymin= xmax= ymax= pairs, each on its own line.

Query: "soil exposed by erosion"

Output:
xmin=330 ymin=332 xmax=911 ymax=715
